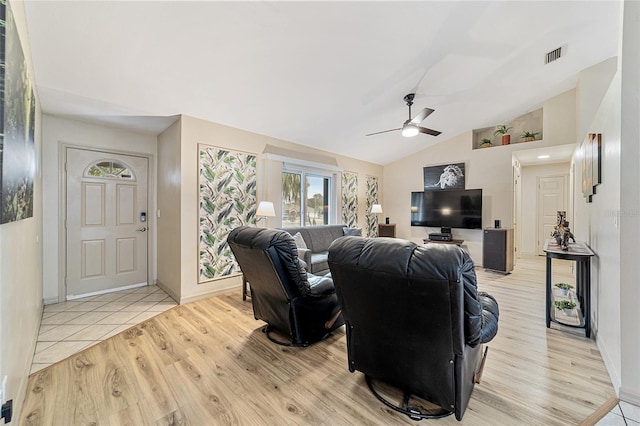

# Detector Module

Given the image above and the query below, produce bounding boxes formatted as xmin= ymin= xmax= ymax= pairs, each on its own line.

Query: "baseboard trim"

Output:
xmin=43 ymin=296 xmax=59 ymax=305
xmin=619 ymin=389 xmax=640 ymax=406
xmin=17 ymin=298 xmax=44 ymax=423
xmin=179 ymin=283 xmax=242 ymax=305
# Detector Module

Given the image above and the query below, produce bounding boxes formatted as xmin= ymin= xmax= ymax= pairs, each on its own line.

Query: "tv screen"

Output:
xmin=411 ymin=189 xmax=483 ymax=229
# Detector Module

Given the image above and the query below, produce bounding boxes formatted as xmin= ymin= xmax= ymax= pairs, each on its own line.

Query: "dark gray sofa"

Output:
xmin=280 ymin=225 xmax=346 ymax=275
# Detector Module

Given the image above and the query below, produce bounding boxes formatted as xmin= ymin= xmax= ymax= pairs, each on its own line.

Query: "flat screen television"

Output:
xmin=411 ymin=189 xmax=483 ymax=229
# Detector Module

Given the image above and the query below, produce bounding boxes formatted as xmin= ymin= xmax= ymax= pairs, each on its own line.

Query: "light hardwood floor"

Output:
xmin=20 ymin=256 xmax=615 ymax=425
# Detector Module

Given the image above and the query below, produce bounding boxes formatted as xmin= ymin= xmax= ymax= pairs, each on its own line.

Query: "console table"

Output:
xmin=543 ymin=239 xmax=595 ymax=337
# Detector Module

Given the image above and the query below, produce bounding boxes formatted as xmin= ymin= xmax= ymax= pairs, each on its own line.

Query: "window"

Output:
xmin=282 ymin=167 xmax=335 ymax=227
xmin=85 ymin=161 xmax=135 ymax=180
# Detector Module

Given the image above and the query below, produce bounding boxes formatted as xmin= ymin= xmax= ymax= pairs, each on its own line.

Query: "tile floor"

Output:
xmin=31 ymin=285 xmax=177 ymax=374
xmin=31 ymin=285 xmax=640 ymax=425
xmin=598 ymin=401 xmax=640 ymax=425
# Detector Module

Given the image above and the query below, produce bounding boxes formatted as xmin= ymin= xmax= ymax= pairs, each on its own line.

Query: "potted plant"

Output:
xmin=494 ymin=125 xmax=512 ymax=145
xmin=554 ymin=282 xmax=573 ymax=296
xmin=554 ymin=300 xmax=576 ymax=316
xmin=480 ymin=138 xmax=492 ymax=148
xmin=521 ymin=131 xmax=540 ymax=142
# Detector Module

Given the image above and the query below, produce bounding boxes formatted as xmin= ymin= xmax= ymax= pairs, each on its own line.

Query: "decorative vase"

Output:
xmin=524 ymin=137 xmax=534 ymax=142
xmin=562 ymin=308 xmax=574 ymax=316
xmin=502 ymin=134 xmax=510 ymax=145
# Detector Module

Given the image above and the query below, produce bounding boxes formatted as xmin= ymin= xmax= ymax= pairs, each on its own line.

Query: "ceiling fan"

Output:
xmin=366 ymin=93 xmax=442 ymax=138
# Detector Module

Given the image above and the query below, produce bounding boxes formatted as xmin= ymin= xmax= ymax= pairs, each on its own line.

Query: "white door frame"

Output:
xmin=58 ymin=143 xmax=155 ymax=303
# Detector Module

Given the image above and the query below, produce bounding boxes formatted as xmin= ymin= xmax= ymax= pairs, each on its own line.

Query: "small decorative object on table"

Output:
xmin=554 ymin=300 xmax=576 ymax=316
xmin=554 ymin=282 xmax=573 ymax=296
xmin=551 ymin=210 xmax=575 ymax=250
xmin=480 ymin=138 xmax=492 ymax=148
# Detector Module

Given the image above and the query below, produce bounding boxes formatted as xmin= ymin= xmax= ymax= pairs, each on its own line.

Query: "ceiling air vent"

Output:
xmin=545 ymin=46 xmax=563 ymax=64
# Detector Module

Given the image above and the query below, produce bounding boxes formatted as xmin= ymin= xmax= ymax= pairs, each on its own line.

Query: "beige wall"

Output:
xmin=41 ymin=115 xmax=159 ymax=303
xmin=0 ymin=0 xmax=43 ymax=419
xmin=163 ymin=114 xmax=383 ymax=303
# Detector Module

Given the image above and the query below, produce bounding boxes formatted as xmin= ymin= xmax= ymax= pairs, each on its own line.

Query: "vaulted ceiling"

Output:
xmin=23 ymin=1 xmax=620 ymax=165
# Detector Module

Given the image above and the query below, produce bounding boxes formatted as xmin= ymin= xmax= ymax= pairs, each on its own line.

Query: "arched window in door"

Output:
xmin=84 ymin=160 xmax=136 ymax=181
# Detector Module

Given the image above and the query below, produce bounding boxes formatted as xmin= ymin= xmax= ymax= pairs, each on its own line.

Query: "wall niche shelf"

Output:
xmin=473 ymin=108 xmax=543 ymax=150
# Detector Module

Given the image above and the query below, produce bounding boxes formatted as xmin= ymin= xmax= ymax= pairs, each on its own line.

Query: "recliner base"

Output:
xmin=365 ymin=376 xmax=454 ymax=421
xmin=262 ymin=325 xmax=332 ymax=347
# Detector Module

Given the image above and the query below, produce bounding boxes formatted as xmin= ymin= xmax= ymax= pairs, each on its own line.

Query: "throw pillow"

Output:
xmin=292 ymin=232 xmax=308 ymax=249
xmin=343 ymin=227 xmax=363 ymax=236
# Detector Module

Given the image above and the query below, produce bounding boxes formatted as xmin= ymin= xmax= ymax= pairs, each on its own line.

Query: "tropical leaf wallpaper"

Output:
xmin=365 ymin=175 xmax=379 ymax=237
xmin=341 ymin=171 xmax=358 ymax=228
xmin=199 ymin=145 xmax=257 ymax=283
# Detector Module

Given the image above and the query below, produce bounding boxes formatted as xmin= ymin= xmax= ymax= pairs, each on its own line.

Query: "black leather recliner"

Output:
xmin=328 ymin=236 xmax=499 ymax=421
xmin=227 ymin=226 xmax=344 ymax=346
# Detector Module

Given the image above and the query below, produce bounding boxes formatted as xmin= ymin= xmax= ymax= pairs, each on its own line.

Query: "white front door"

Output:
xmin=537 ymin=175 xmax=568 ymax=255
xmin=66 ymin=148 xmax=149 ymax=299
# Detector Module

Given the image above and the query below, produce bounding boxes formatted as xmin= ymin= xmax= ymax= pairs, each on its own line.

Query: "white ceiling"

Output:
xmin=23 ymin=1 xmax=620 ymax=165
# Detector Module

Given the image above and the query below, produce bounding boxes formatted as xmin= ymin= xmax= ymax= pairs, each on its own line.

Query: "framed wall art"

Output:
xmin=0 ymin=1 xmax=36 ymax=224
xmin=423 ymin=163 xmax=465 ymax=191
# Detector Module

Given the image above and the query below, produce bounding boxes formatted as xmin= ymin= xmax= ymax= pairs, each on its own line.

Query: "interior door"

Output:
xmin=66 ymin=148 xmax=148 ymax=299
xmin=537 ymin=175 xmax=568 ymax=255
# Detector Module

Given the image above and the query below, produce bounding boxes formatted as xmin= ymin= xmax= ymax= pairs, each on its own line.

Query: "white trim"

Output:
xmin=265 ymin=153 xmax=343 ymax=172
xmin=66 ymin=282 xmax=148 ymax=300
xmin=43 ymin=297 xmax=60 ymax=306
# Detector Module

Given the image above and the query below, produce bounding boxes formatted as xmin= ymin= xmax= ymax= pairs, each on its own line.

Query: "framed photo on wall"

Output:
xmin=424 ymin=163 xmax=465 ymax=191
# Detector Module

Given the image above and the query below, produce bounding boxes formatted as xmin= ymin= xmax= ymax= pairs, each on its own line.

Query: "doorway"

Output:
xmin=65 ymin=147 xmax=149 ymax=299
xmin=537 ymin=175 xmax=568 ymax=255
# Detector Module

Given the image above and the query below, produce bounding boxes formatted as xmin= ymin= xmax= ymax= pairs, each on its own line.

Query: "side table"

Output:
xmin=543 ymin=239 xmax=595 ymax=337
xmin=378 ymin=223 xmax=396 ymax=238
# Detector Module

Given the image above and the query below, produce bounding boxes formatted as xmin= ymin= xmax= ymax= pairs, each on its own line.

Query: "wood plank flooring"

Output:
xmin=20 ymin=256 xmax=615 ymax=425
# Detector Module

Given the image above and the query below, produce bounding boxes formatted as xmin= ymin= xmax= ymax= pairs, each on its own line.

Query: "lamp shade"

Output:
xmin=371 ymin=204 xmax=383 ymax=214
xmin=256 ymin=201 xmax=276 ymax=217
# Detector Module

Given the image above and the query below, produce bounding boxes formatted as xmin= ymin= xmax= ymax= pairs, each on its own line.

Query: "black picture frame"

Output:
xmin=423 ymin=162 xmax=465 ymax=191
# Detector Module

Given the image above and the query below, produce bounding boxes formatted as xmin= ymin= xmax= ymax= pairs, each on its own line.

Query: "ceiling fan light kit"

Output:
xmin=401 ymin=124 xmax=419 ymax=137
xmin=366 ymin=93 xmax=441 ymax=138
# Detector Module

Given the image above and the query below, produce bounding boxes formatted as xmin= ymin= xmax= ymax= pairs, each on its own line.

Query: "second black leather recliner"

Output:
xmin=328 ymin=236 xmax=499 ymax=421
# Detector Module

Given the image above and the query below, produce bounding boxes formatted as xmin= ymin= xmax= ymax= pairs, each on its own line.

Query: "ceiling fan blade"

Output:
xmin=365 ymin=128 xmax=402 ymax=136
xmin=410 ymin=107 xmax=435 ymax=125
xmin=417 ymin=126 xmax=442 ymax=136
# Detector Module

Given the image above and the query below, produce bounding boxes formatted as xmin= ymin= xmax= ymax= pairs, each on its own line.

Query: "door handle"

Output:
xmin=136 ymin=227 xmax=147 ymax=232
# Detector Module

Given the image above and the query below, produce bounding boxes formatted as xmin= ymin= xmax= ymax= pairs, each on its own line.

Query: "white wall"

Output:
xmin=618 ymin=0 xmax=640 ymax=404
xmin=0 ymin=0 xmax=43 ymax=420
xmin=519 ymin=162 xmax=570 ymax=256
xmin=41 ymin=115 xmax=159 ymax=303
xmin=384 ymin=90 xmax=577 ymax=264
xmin=570 ymin=4 xmax=640 ymax=401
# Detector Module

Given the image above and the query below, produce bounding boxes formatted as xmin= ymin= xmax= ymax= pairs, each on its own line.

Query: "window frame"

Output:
xmin=282 ymin=163 xmax=338 ymax=227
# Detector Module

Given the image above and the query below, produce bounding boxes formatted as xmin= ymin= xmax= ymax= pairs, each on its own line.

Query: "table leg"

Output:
xmin=546 ymin=256 xmax=552 ymax=328
xmin=585 ymin=260 xmax=591 ymax=338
